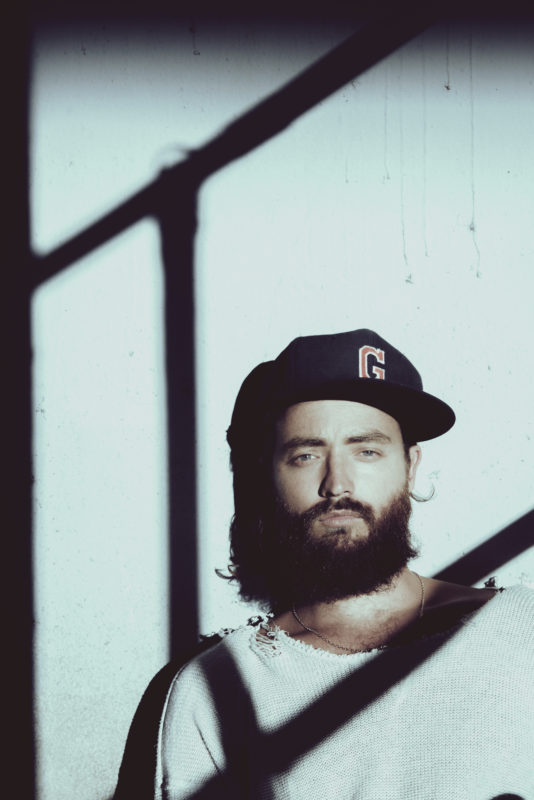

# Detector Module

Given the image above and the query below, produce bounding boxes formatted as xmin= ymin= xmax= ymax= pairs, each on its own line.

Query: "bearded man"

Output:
xmin=121 ymin=329 xmax=533 ymax=800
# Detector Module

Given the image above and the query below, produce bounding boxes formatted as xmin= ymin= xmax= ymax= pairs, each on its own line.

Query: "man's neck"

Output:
xmin=271 ymin=572 xmax=498 ymax=654
xmin=274 ymin=568 xmax=422 ymax=653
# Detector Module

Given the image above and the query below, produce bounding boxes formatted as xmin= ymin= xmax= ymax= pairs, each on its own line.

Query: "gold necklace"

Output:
xmin=291 ymin=572 xmax=425 ymax=654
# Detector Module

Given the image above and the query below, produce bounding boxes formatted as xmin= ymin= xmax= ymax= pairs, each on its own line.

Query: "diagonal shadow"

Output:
xmin=113 ymin=507 xmax=533 ymax=798
xmin=38 ymin=9 xmax=449 ymax=799
xmin=433 ymin=509 xmax=534 ymax=585
xmin=186 ymin=509 xmax=534 ymax=799
xmin=191 ymin=626 xmax=458 ymax=799
xmin=29 ymin=3 xmax=534 ymax=800
xmin=32 ymin=0 xmax=438 ymax=287
xmin=33 ymin=0 xmax=443 ymax=669
xmin=196 ymin=640 xmax=275 ymax=800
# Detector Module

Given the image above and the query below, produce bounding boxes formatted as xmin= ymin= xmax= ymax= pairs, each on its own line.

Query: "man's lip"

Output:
xmin=319 ymin=511 xmax=363 ymax=526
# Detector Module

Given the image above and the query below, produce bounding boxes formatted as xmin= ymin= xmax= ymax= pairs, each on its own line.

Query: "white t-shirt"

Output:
xmin=156 ymin=584 xmax=534 ymax=799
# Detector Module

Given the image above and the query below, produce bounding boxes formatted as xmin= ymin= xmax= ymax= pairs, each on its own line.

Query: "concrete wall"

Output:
xmin=31 ymin=16 xmax=534 ymax=800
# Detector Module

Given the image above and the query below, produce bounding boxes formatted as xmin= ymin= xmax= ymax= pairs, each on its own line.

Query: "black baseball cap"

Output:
xmin=227 ymin=329 xmax=455 ymax=446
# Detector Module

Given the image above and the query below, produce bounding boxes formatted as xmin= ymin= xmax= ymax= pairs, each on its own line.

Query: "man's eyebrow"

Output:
xmin=345 ymin=430 xmax=392 ymax=445
xmin=279 ymin=436 xmax=326 ymax=454
xmin=279 ymin=430 xmax=392 ymax=454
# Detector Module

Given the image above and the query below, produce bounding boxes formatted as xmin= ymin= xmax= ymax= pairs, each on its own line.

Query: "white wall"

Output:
xmin=31 ymin=17 xmax=534 ymax=800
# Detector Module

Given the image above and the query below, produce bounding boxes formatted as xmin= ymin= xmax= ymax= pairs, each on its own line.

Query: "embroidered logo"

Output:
xmin=358 ymin=345 xmax=386 ymax=380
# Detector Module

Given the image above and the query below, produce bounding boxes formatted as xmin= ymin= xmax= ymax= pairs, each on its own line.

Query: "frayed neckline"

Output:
xmin=248 ymin=587 xmax=508 ymax=660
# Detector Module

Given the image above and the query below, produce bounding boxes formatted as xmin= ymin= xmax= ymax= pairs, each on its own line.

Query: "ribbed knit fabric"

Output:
xmin=156 ymin=585 xmax=533 ymax=799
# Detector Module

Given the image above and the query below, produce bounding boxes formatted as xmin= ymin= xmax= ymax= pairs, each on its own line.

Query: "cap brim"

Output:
xmin=278 ymin=378 xmax=455 ymax=442
xmin=228 ymin=364 xmax=455 ymax=447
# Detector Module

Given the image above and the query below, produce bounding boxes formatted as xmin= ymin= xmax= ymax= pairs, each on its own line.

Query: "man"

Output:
xmin=151 ymin=329 xmax=532 ymax=799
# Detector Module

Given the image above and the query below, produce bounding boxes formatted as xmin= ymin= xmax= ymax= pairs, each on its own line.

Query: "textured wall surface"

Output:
xmin=31 ymin=16 xmax=533 ymax=800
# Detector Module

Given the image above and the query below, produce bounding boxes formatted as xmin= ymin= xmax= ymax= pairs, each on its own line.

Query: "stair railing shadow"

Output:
xmin=433 ymin=509 xmax=534 ymax=584
xmin=33 ymin=1 xmax=438 ymax=287
xmin=113 ymin=507 xmax=533 ymax=799
xmin=29 ymin=3 xmax=534 ymax=798
xmin=32 ymin=0 xmax=441 ymax=664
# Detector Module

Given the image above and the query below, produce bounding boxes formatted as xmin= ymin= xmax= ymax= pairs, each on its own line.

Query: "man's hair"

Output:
xmin=218 ymin=417 xmax=426 ymax=612
xmin=218 ymin=426 xmax=277 ymax=610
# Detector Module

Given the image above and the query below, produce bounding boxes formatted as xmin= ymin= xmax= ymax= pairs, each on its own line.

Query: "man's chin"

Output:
xmin=269 ymin=486 xmax=417 ymax=607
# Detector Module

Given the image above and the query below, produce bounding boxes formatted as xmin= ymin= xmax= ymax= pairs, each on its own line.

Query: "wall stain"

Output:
xmin=189 ymin=22 xmax=200 ymax=56
xmin=444 ymin=25 xmax=451 ymax=90
xmin=468 ymin=28 xmax=481 ymax=277
xmin=421 ymin=36 xmax=429 ymax=258
xmin=398 ymin=53 xmax=410 ymax=279
xmin=383 ymin=63 xmax=390 ymax=182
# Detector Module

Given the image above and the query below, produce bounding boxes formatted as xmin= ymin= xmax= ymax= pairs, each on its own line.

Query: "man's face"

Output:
xmin=273 ymin=399 xmax=420 ymax=538
xmin=268 ymin=400 xmax=421 ymax=605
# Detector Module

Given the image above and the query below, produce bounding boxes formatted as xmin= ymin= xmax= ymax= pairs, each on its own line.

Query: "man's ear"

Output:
xmin=407 ymin=444 xmax=422 ymax=492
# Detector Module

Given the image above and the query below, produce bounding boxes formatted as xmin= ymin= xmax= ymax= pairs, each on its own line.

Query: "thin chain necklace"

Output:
xmin=291 ymin=572 xmax=426 ymax=654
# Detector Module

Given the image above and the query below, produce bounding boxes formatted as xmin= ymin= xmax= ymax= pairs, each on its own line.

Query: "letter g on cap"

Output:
xmin=359 ymin=345 xmax=386 ymax=380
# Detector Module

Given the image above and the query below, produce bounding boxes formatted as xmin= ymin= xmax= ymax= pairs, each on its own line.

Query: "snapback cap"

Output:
xmin=227 ymin=329 xmax=455 ymax=446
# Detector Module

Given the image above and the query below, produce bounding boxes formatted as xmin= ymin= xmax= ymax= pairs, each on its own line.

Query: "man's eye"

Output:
xmin=291 ymin=453 xmax=316 ymax=465
xmin=360 ymin=449 xmax=379 ymax=458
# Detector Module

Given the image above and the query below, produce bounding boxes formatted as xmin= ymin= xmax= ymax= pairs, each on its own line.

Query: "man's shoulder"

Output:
xmin=483 ymin=582 xmax=534 ymax=613
xmin=411 ymin=580 xmax=532 ymax=645
xmin=461 ymin=583 xmax=534 ymax=650
xmin=425 ymin=578 xmax=533 ymax=614
xmin=170 ymin=624 xmax=254 ymax=686
xmin=425 ymin=578 xmax=499 ymax=610
xmin=114 ymin=631 xmax=233 ymax=800
xmin=493 ymin=582 xmax=534 ymax=622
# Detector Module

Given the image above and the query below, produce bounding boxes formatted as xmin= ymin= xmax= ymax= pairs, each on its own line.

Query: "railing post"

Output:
xmin=5 ymin=3 xmax=35 ymax=798
xmin=157 ymin=175 xmax=200 ymax=658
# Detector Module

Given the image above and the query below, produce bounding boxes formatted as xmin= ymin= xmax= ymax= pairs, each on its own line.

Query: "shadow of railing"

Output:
xmin=190 ymin=626 xmax=458 ymax=799
xmin=9 ymin=4 xmax=33 ymax=800
xmin=113 ymin=507 xmax=533 ymax=799
xmin=434 ymin=509 xmax=534 ymax=584
xmin=33 ymin=2 xmax=438 ymax=284
xmin=191 ymin=516 xmax=534 ymax=799
xmin=29 ymin=3 xmax=534 ymax=799
xmin=33 ymin=0 xmax=440 ymax=661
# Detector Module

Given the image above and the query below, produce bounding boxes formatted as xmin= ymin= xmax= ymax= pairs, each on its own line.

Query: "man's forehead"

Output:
xmin=274 ymin=399 xmax=403 ymax=441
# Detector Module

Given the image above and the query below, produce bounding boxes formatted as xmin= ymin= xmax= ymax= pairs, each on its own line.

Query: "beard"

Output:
xmin=266 ymin=484 xmax=418 ymax=608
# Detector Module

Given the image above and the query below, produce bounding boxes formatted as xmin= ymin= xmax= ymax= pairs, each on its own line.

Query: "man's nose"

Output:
xmin=319 ymin=455 xmax=354 ymax=498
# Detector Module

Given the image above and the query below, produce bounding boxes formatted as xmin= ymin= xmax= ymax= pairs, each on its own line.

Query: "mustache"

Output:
xmin=299 ymin=496 xmax=375 ymax=525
